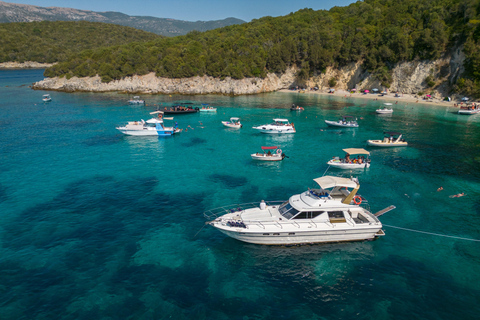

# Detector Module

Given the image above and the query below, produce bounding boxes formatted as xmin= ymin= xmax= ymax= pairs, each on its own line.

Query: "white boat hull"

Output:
xmin=325 ymin=120 xmax=358 ymax=127
xmin=327 ymin=159 xmax=370 ymax=169
xmin=252 ymin=126 xmax=295 ymax=134
xmin=367 ymin=140 xmax=408 ymax=147
xmin=215 ymin=227 xmax=382 ymax=245
xmin=200 ymin=108 xmax=217 ymax=112
xmin=251 ymin=153 xmax=284 ymax=161
xmin=376 ymin=109 xmax=393 ymax=114
xmin=222 ymin=121 xmax=242 ymax=129
xmin=458 ymin=109 xmax=480 ymax=115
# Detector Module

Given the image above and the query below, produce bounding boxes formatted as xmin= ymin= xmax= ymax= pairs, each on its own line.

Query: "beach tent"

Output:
xmin=462 ymin=97 xmax=469 ymax=101
xmin=372 ymin=88 xmax=379 ymax=92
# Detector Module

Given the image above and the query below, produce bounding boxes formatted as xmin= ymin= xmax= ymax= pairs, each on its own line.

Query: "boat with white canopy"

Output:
xmin=367 ymin=132 xmax=408 ymax=147
xmin=251 ymin=146 xmax=286 ymax=161
xmin=325 ymin=116 xmax=358 ymax=128
xmin=376 ymin=103 xmax=393 ymax=114
xmin=222 ymin=117 xmax=242 ymax=129
xmin=204 ymin=176 xmax=393 ymax=245
xmin=128 ymin=96 xmax=145 ymax=105
xmin=252 ymin=119 xmax=296 ymax=134
xmin=116 ymin=111 xmax=180 ymax=136
xmin=327 ymin=148 xmax=371 ymax=169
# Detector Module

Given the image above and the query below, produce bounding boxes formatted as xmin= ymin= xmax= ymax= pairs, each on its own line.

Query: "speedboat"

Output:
xmin=458 ymin=104 xmax=480 ymax=115
xmin=204 ymin=176 xmax=394 ymax=245
xmin=116 ymin=111 xmax=181 ymax=136
xmin=376 ymin=103 xmax=393 ymax=114
xmin=251 ymin=146 xmax=286 ymax=161
xmin=222 ymin=117 xmax=242 ymax=129
xmin=128 ymin=96 xmax=145 ymax=104
xmin=42 ymin=94 xmax=52 ymax=102
xmin=325 ymin=116 xmax=358 ymax=128
xmin=367 ymin=131 xmax=408 ymax=147
xmin=252 ymin=119 xmax=296 ymax=134
xmin=163 ymin=103 xmax=199 ymax=114
xmin=327 ymin=148 xmax=371 ymax=169
xmin=199 ymin=104 xmax=217 ymax=112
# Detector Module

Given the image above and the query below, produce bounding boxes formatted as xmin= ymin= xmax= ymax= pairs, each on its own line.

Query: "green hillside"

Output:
xmin=0 ymin=21 xmax=161 ymax=63
xmin=43 ymin=0 xmax=480 ymax=96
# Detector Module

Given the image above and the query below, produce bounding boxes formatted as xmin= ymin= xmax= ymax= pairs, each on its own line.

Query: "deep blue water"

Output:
xmin=0 ymin=69 xmax=479 ymax=319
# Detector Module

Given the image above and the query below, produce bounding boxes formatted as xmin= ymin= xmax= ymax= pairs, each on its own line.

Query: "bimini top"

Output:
xmin=384 ymin=103 xmax=393 ymax=106
xmin=230 ymin=117 xmax=240 ymax=121
xmin=273 ymin=119 xmax=289 ymax=122
xmin=342 ymin=148 xmax=370 ymax=155
xmin=150 ymin=111 xmax=164 ymax=115
xmin=261 ymin=146 xmax=279 ymax=150
xmin=313 ymin=176 xmax=359 ymax=189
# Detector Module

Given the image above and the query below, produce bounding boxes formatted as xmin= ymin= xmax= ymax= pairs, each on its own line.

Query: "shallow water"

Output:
xmin=0 ymin=69 xmax=479 ymax=319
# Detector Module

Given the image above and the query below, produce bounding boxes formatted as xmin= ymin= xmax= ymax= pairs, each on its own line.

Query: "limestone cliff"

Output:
xmin=32 ymin=50 xmax=464 ymax=97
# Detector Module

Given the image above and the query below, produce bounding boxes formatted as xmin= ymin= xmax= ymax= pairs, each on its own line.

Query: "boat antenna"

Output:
xmin=322 ymin=165 xmax=330 ymax=177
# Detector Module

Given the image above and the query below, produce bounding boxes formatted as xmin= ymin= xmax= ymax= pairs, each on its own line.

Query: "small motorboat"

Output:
xmin=163 ymin=103 xmax=199 ymax=114
xmin=251 ymin=146 xmax=286 ymax=161
xmin=199 ymin=104 xmax=217 ymax=112
xmin=458 ymin=104 xmax=480 ymax=115
xmin=116 ymin=111 xmax=181 ymax=136
xmin=367 ymin=132 xmax=408 ymax=147
xmin=222 ymin=117 xmax=242 ymax=129
xmin=253 ymin=119 xmax=296 ymax=134
xmin=204 ymin=175 xmax=394 ymax=245
xmin=128 ymin=96 xmax=145 ymax=104
xmin=42 ymin=94 xmax=52 ymax=102
xmin=290 ymin=104 xmax=304 ymax=111
xmin=325 ymin=116 xmax=358 ymax=128
xmin=327 ymin=148 xmax=371 ymax=169
xmin=376 ymin=103 xmax=393 ymax=114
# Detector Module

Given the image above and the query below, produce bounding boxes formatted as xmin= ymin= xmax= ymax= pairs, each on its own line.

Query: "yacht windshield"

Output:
xmin=278 ymin=201 xmax=299 ymax=219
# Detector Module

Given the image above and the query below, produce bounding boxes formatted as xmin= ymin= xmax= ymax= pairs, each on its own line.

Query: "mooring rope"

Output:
xmin=383 ymin=224 xmax=480 ymax=242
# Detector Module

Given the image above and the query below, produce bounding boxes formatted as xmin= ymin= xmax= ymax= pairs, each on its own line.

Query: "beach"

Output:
xmin=279 ymin=88 xmax=462 ymax=109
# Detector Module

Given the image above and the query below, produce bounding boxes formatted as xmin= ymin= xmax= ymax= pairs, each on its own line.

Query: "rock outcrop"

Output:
xmin=32 ymin=50 xmax=464 ymax=97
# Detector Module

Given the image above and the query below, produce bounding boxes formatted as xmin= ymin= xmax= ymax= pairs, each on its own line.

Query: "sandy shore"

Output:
xmin=278 ymin=88 xmax=464 ymax=109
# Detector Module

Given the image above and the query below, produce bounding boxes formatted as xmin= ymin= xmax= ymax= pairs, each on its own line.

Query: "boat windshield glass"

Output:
xmin=278 ymin=201 xmax=299 ymax=219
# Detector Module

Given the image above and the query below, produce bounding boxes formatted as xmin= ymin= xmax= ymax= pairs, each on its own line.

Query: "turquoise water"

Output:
xmin=1 ymin=69 xmax=479 ymax=319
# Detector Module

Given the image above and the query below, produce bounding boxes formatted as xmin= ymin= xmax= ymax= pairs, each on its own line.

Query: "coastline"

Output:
xmin=278 ymin=88 xmax=462 ymax=109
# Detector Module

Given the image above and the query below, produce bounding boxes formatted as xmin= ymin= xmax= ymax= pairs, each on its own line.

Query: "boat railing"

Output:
xmin=203 ymin=201 xmax=285 ymax=220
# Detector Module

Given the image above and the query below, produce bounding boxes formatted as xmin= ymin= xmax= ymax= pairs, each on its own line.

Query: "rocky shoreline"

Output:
xmin=30 ymin=49 xmax=465 ymax=99
xmin=0 ymin=61 xmax=55 ymax=69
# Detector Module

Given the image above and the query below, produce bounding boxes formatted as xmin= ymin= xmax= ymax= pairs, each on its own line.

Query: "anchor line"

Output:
xmin=383 ymin=224 xmax=480 ymax=242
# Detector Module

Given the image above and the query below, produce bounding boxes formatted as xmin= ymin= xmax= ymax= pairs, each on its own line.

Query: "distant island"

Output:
xmin=0 ymin=1 xmax=245 ymax=36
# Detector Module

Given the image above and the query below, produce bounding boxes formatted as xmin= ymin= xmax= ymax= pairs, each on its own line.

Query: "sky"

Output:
xmin=9 ymin=0 xmax=357 ymax=22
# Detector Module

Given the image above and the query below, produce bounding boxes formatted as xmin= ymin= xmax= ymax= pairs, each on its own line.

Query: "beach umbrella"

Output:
xmin=372 ymin=88 xmax=379 ymax=91
xmin=426 ymin=94 xmax=431 ymax=98
xmin=462 ymin=97 xmax=469 ymax=101
xmin=351 ymin=88 xmax=356 ymax=91
xmin=364 ymin=90 xmax=370 ymax=93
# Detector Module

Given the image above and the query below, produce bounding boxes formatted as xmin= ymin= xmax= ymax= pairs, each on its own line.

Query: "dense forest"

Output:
xmin=0 ymin=21 xmax=160 ymax=63
xmin=4 ymin=0 xmax=480 ymax=96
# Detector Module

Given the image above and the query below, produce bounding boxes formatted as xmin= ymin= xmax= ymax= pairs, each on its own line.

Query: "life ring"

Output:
xmin=353 ymin=196 xmax=362 ymax=205
xmin=277 ymin=149 xmax=282 ymax=154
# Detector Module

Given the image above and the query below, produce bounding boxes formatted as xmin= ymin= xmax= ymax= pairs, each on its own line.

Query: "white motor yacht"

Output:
xmin=327 ymin=148 xmax=371 ymax=169
xmin=42 ymin=94 xmax=52 ymax=102
xmin=116 ymin=111 xmax=180 ymax=136
xmin=367 ymin=132 xmax=408 ymax=147
xmin=253 ymin=119 xmax=296 ymax=134
xmin=205 ymin=176 xmax=394 ymax=245
xmin=458 ymin=104 xmax=480 ymax=115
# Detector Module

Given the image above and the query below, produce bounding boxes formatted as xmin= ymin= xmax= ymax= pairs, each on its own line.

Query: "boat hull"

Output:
xmin=324 ymin=120 xmax=358 ymax=127
xmin=367 ymin=140 xmax=408 ymax=147
xmin=222 ymin=121 xmax=242 ymax=129
xmin=116 ymin=127 xmax=175 ymax=136
xmin=212 ymin=224 xmax=382 ymax=245
xmin=251 ymin=154 xmax=284 ymax=161
xmin=376 ymin=109 xmax=393 ymax=114
xmin=458 ymin=109 xmax=480 ymax=115
xmin=327 ymin=160 xmax=370 ymax=169
xmin=252 ymin=127 xmax=295 ymax=134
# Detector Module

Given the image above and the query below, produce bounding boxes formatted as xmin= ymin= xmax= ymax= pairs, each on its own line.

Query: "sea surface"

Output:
xmin=1 ymin=69 xmax=479 ymax=320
